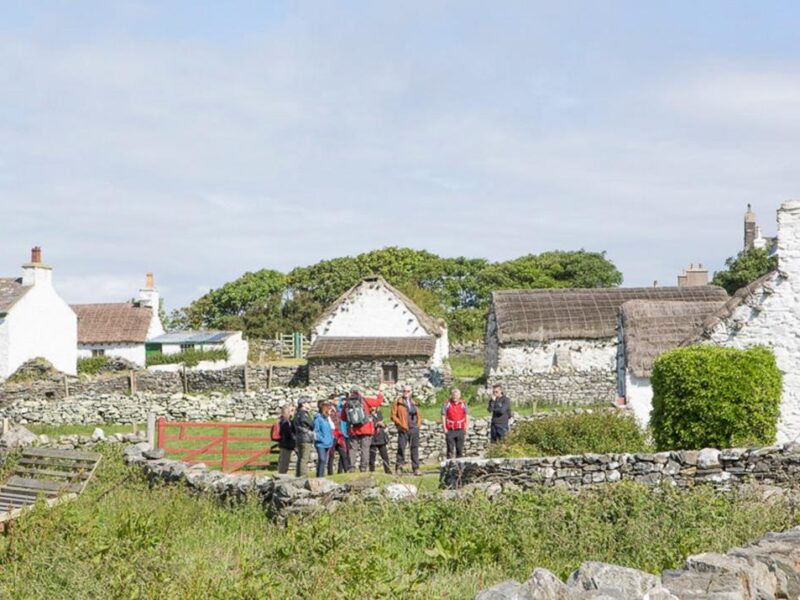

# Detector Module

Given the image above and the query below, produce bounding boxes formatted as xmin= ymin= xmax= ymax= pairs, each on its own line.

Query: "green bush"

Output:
xmin=650 ymin=345 xmax=782 ymax=451
xmin=490 ymin=411 xmax=649 ymax=457
xmin=145 ymin=347 xmax=229 ymax=368
xmin=77 ymin=355 xmax=111 ymax=376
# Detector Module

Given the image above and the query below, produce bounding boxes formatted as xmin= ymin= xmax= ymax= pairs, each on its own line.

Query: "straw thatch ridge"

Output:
xmin=312 ymin=276 xmax=444 ymax=336
xmin=679 ymin=270 xmax=779 ymax=347
xmin=491 ymin=286 xmax=729 ymax=343
xmin=621 ymin=300 xmax=727 ymax=378
xmin=307 ymin=336 xmax=436 ymax=360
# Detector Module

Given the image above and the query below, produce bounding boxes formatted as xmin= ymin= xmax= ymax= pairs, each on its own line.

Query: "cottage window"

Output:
xmin=180 ymin=344 xmax=195 ymax=352
xmin=91 ymin=349 xmax=105 ymax=357
xmin=381 ymin=364 xmax=398 ymax=384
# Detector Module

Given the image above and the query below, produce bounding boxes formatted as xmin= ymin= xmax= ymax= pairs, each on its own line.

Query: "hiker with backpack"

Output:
xmin=340 ymin=386 xmax=384 ymax=472
xmin=328 ymin=395 xmax=350 ymax=475
xmin=275 ymin=403 xmax=296 ymax=475
xmin=313 ymin=400 xmax=335 ymax=478
xmin=441 ymin=387 xmax=469 ymax=459
xmin=391 ymin=384 xmax=421 ymax=475
xmin=368 ymin=404 xmax=391 ymax=474
xmin=293 ymin=396 xmax=315 ymax=477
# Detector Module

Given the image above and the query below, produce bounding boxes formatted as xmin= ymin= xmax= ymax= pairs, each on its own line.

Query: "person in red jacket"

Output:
xmin=441 ymin=387 xmax=469 ymax=459
xmin=340 ymin=386 xmax=384 ymax=472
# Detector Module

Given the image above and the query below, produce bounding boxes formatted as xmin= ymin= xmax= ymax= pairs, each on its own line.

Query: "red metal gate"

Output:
xmin=156 ymin=418 xmax=274 ymax=473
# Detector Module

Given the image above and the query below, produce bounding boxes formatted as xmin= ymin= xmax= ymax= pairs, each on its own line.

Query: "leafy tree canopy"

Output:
xmin=711 ymin=247 xmax=777 ymax=295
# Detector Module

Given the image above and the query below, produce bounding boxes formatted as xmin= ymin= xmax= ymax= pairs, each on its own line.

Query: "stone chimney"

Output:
xmin=678 ymin=263 xmax=709 ymax=287
xmin=138 ymin=272 xmax=159 ymax=313
xmin=744 ymin=204 xmax=757 ymax=250
xmin=777 ymin=200 xmax=800 ymax=277
xmin=21 ymin=246 xmax=53 ymax=287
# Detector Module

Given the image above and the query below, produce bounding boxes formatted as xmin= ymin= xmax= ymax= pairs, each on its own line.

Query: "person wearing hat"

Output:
xmin=293 ymin=396 xmax=315 ymax=477
xmin=340 ymin=386 xmax=384 ymax=472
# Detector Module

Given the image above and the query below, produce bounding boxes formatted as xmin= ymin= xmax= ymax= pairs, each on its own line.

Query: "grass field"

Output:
xmin=0 ymin=446 xmax=795 ymax=599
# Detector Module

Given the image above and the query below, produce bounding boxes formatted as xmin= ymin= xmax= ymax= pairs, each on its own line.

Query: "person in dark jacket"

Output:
xmin=488 ymin=384 xmax=513 ymax=443
xmin=368 ymin=405 xmax=391 ymax=474
xmin=340 ymin=387 xmax=384 ymax=472
xmin=277 ymin=403 xmax=296 ymax=474
xmin=293 ymin=396 xmax=315 ymax=477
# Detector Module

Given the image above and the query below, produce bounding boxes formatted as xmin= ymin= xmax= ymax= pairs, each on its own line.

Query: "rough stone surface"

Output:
xmin=474 ymin=580 xmax=521 ymax=600
xmin=384 ymin=483 xmax=418 ymax=501
xmin=0 ymin=425 xmax=39 ymax=448
xmin=567 ymin=562 xmax=658 ymax=597
xmin=518 ymin=568 xmax=570 ymax=600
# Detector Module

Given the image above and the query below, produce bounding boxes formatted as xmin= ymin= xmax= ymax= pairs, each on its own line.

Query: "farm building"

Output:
xmin=308 ymin=276 xmax=448 ymax=387
xmin=484 ymin=285 xmax=729 ymax=404
xmin=72 ymin=273 xmax=164 ymax=368
xmin=681 ymin=199 xmax=800 ymax=443
xmin=146 ymin=330 xmax=249 ymax=370
xmin=0 ymin=247 xmax=77 ymax=380
xmin=617 ymin=299 xmax=726 ymax=426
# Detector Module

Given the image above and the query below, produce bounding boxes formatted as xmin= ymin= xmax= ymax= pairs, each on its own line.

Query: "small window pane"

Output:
xmin=381 ymin=364 xmax=398 ymax=383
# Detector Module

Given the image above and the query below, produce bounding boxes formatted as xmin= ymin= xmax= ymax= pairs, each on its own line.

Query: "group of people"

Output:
xmin=273 ymin=383 xmax=513 ymax=478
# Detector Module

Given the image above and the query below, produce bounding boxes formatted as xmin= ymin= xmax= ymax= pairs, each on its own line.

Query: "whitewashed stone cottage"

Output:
xmin=0 ymin=247 xmax=77 ymax=380
xmin=617 ymin=299 xmax=726 ymax=426
xmin=307 ymin=276 xmax=448 ymax=387
xmin=146 ymin=330 xmax=249 ymax=370
xmin=71 ymin=273 xmax=164 ymax=368
xmin=680 ymin=200 xmax=800 ymax=443
xmin=484 ymin=286 xmax=728 ymax=404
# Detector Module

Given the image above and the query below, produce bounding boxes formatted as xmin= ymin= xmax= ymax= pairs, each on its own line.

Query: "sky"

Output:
xmin=1 ymin=1 xmax=799 ymax=310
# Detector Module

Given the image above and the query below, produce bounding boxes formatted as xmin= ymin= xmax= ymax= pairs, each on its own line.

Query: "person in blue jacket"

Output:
xmin=313 ymin=400 xmax=335 ymax=477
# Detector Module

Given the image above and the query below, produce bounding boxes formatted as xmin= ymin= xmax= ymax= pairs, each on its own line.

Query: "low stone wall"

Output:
xmin=488 ymin=369 xmax=617 ymax=404
xmin=476 ymin=526 xmax=800 ymax=600
xmin=450 ymin=340 xmax=485 ymax=358
xmin=308 ymin=357 xmax=440 ymax=388
xmin=442 ymin=444 xmax=800 ymax=491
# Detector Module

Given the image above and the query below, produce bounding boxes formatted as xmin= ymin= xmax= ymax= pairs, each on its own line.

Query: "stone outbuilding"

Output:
xmin=0 ymin=247 xmax=77 ymax=380
xmin=146 ymin=330 xmax=249 ymax=370
xmin=308 ymin=276 xmax=448 ymax=387
xmin=617 ymin=299 xmax=726 ymax=426
xmin=71 ymin=273 xmax=164 ymax=368
xmin=485 ymin=285 xmax=728 ymax=404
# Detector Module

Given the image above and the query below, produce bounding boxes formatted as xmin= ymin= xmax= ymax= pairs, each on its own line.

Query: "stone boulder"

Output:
xmin=567 ymin=562 xmax=660 ymax=598
xmin=384 ymin=483 xmax=418 ymax=501
xmin=474 ymin=580 xmax=521 ymax=600
xmin=518 ymin=568 xmax=569 ymax=599
xmin=0 ymin=425 xmax=38 ymax=449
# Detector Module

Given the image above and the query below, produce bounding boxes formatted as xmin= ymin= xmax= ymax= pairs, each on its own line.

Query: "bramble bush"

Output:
xmin=650 ymin=345 xmax=782 ymax=451
xmin=145 ymin=348 xmax=229 ymax=368
xmin=76 ymin=355 xmax=111 ymax=376
xmin=489 ymin=411 xmax=649 ymax=457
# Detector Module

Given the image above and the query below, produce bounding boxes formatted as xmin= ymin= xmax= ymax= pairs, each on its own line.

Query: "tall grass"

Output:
xmin=0 ymin=447 xmax=795 ymax=599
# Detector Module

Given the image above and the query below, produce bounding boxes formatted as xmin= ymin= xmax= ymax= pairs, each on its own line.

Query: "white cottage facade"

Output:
xmin=0 ymin=248 xmax=77 ymax=380
xmin=147 ymin=330 xmax=249 ymax=371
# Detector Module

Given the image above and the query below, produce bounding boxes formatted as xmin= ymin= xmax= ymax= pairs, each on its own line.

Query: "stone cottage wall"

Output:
xmin=308 ymin=357 xmax=440 ymax=388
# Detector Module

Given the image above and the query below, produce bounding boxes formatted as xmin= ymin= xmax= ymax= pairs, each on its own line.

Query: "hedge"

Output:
xmin=145 ymin=348 xmax=228 ymax=368
xmin=650 ymin=345 xmax=782 ymax=451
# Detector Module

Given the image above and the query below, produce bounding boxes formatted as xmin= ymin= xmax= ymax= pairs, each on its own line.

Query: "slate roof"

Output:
xmin=71 ymin=303 xmax=153 ymax=344
xmin=314 ymin=276 xmax=444 ymax=336
xmin=490 ymin=286 xmax=729 ymax=343
xmin=149 ymin=331 xmax=236 ymax=344
xmin=0 ymin=278 xmax=30 ymax=314
xmin=307 ymin=336 xmax=437 ymax=360
xmin=620 ymin=300 xmax=727 ymax=378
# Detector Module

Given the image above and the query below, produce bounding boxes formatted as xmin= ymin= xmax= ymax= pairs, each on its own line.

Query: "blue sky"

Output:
xmin=2 ymin=1 xmax=799 ymax=309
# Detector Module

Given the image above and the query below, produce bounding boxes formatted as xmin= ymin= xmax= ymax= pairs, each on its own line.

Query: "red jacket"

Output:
xmin=341 ymin=393 xmax=384 ymax=436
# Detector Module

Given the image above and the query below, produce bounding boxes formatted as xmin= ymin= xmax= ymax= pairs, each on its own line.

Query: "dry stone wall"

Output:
xmin=489 ymin=369 xmax=617 ymax=405
xmin=308 ymin=357 xmax=441 ymax=388
xmin=442 ymin=444 xmax=800 ymax=491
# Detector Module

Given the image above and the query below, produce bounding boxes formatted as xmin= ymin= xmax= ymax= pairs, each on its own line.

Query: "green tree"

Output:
xmin=712 ymin=247 xmax=777 ymax=295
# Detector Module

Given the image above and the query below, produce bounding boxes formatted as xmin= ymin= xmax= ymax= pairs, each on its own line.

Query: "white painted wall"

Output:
xmin=313 ymin=281 xmax=447 ymax=368
xmin=152 ymin=333 xmax=248 ymax=369
xmin=0 ymin=268 xmax=76 ymax=379
xmin=224 ymin=332 xmax=248 ymax=366
xmin=625 ymin=373 xmax=654 ymax=428
xmin=488 ymin=338 xmax=617 ymax=376
xmin=77 ymin=343 xmax=145 ymax=367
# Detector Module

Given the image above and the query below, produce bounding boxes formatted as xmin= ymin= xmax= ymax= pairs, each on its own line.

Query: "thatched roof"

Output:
xmin=0 ymin=278 xmax=29 ymax=314
xmin=490 ymin=286 xmax=729 ymax=343
xmin=71 ymin=303 xmax=153 ymax=344
xmin=680 ymin=270 xmax=779 ymax=346
xmin=307 ymin=336 xmax=436 ymax=360
xmin=313 ymin=276 xmax=444 ymax=336
xmin=621 ymin=300 xmax=727 ymax=378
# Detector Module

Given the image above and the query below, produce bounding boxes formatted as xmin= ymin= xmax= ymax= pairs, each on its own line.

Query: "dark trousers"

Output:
xmin=490 ymin=423 xmax=508 ymax=443
xmin=328 ymin=443 xmax=350 ymax=475
xmin=396 ymin=428 xmax=420 ymax=471
xmin=446 ymin=429 xmax=465 ymax=459
xmin=315 ymin=445 xmax=330 ymax=478
xmin=369 ymin=443 xmax=391 ymax=473
xmin=350 ymin=435 xmax=372 ymax=472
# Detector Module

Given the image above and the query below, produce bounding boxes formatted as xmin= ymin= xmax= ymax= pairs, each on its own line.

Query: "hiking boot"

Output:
xmin=412 ymin=470 xmax=422 ymax=477
xmin=395 ymin=466 xmax=405 ymax=475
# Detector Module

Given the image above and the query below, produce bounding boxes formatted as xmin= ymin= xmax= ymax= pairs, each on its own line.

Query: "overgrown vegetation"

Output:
xmin=712 ymin=246 xmax=777 ymax=295
xmin=488 ymin=411 xmax=650 ymax=458
xmin=0 ymin=448 xmax=794 ymax=599
xmin=145 ymin=348 xmax=229 ymax=368
xmin=168 ymin=247 xmax=623 ymax=342
xmin=76 ymin=355 xmax=111 ymax=376
xmin=447 ymin=355 xmax=485 ymax=380
xmin=651 ymin=345 xmax=782 ymax=451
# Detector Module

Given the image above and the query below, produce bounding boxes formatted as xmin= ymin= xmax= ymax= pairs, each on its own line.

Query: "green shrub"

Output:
xmin=145 ymin=347 xmax=229 ymax=368
xmin=77 ymin=355 xmax=111 ymax=376
xmin=490 ymin=411 xmax=649 ymax=457
xmin=650 ymin=345 xmax=782 ymax=451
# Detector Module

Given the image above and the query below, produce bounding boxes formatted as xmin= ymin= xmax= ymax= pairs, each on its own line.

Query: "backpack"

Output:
xmin=271 ymin=421 xmax=281 ymax=442
xmin=345 ymin=395 xmax=368 ymax=426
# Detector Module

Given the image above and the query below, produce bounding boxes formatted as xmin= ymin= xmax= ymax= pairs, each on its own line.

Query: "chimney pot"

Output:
xmin=145 ymin=272 xmax=154 ymax=289
xmin=31 ymin=246 xmax=41 ymax=264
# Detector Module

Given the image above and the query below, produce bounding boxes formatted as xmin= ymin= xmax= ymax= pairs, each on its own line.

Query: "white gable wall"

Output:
xmin=2 ymin=282 xmax=76 ymax=378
